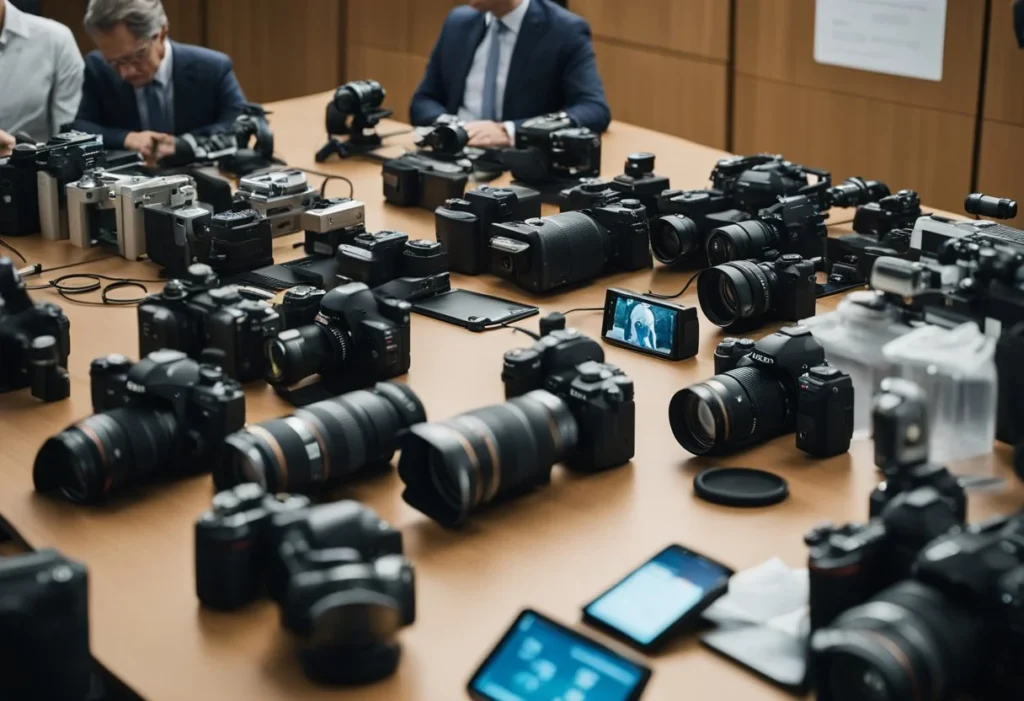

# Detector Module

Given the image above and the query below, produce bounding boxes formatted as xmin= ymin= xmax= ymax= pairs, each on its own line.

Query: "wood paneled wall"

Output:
xmin=731 ymin=0 xmax=988 ymax=213
xmin=977 ymin=0 xmax=1024 ymax=224
xmin=569 ymin=0 xmax=731 ymax=149
xmin=38 ymin=0 xmax=203 ymax=57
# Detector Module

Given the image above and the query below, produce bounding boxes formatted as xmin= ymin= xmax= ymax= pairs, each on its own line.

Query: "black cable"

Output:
xmin=647 ymin=271 xmax=702 ymax=300
xmin=561 ymin=306 xmax=604 ymax=315
xmin=0 ymin=238 xmax=27 ymax=263
xmin=284 ymin=165 xmax=356 ymax=199
xmin=28 ymin=272 xmax=162 ymax=306
xmin=491 ymin=305 xmax=604 ymax=337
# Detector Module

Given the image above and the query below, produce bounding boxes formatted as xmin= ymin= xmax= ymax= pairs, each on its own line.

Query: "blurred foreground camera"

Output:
xmin=33 ymin=350 xmax=245 ymax=504
xmin=216 ymin=382 xmax=426 ymax=494
xmin=195 ymin=485 xmax=414 ymax=684
xmin=489 ymin=200 xmax=652 ymax=293
xmin=264 ymin=282 xmax=411 ymax=400
xmin=697 ymin=253 xmax=817 ymax=331
xmin=669 ymin=326 xmax=852 ymax=457
xmin=0 ymin=549 xmax=92 ymax=701
xmin=435 ymin=185 xmax=542 ymax=275
xmin=0 ymin=258 xmax=70 ymax=402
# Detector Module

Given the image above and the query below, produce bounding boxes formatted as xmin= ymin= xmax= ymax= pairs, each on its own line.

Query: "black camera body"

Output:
xmin=697 ymin=252 xmax=818 ymax=331
xmin=502 ymin=328 xmax=635 ymax=472
xmin=435 ymin=185 xmax=542 ymax=274
xmin=852 ymin=189 xmax=922 ymax=237
xmin=490 ymin=200 xmax=652 ymax=293
xmin=138 ymin=265 xmax=282 ymax=382
xmin=706 ymin=194 xmax=828 ymax=266
xmin=610 ymin=152 xmax=670 ymax=216
xmin=559 ymin=178 xmax=622 ymax=213
xmin=0 ymin=549 xmax=92 ymax=701
xmin=336 ymin=230 xmax=449 ymax=301
xmin=795 ymin=366 xmax=855 ymax=458
xmin=0 ymin=258 xmax=71 ymax=402
xmin=503 ymin=113 xmax=601 ymax=200
xmin=265 ymin=282 xmax=411 ymax=401
xmin=275 ymin=285 xmax=327 ymax=330
xmin=195 ymin=485 xmax=413 ymax=684
xmin=381 ymin=153 xmax=471 ymax=211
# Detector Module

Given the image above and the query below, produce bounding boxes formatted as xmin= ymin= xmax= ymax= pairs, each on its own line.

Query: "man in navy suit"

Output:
xmin=72 ymin=0 xmax=247 ymax=162
xmin=410 ymin=0 xmax=611 ymax=148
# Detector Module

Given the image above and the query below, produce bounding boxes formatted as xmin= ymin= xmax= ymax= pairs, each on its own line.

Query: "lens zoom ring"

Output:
xmin=543 ymin=212 xmax=607 ymax=287
xmin=725 ymin=366 xmax=787 ymax=444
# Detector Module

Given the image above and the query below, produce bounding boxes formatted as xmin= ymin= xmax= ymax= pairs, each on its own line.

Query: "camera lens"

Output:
xmin=813 ymin=581 xmax=982 ymax=701
xmin=651 ymin=215 xmax=700 ymax=265
xmin=706 ymin=221 xmax=777 ymax=266
xmin=515 ymin=212 xmax=609 ymax=291
xmin=669 ymin=366 xmax=788 ymax=455
xmin=218 ymin=382 xmax=426 ymax=494
xmin=33 ymin=407 xmax=178 ymax=504
xmin=397 ymin=390 xmax=578 ymax=527
xmin=697 ymin=261 xmax=774 ymax=330
xmin=265 ymin=323 xmax=348 ymax=387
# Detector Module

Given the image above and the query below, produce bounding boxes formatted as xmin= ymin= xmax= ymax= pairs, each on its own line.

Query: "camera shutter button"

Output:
xmin=809 ymin=366 xmax=840 ymax=380
xmin=199 ymin=366 xmax=223 ymax=385
xmin=736 ymin=339 xmax=755 ymax=352
xmin=162 ymin=279 xmax=187 ymax=299
xmin=620 ymin=199 xmax=643 ymax=210
xmin=610 ymin=376 xmax=633 ymax=401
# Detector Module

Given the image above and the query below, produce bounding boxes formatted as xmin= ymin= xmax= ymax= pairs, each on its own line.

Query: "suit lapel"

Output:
xmin=171 ymin=42 xmax=197 ymax=134
xmin=449 ymin=14 xmax=487 ymax=114
xmin=503 ymin=0 xmax=549 ymax=119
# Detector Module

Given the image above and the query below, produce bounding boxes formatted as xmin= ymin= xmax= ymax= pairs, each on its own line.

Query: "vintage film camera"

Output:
xmin=434 ymin=185 xmax=542 ymax=274
xmin=67 ymin=171 xmax=196 ymax=260
xmin=697 ymin=252 xmax=818 ymax=331
xmin=0 ymin=131 xmax=103 ymax=237
xmin=195 ymin=485 xmax=414 ymax=684
xmin=489 ymin=199 xmax=652 ymax=293
xmin=0 ymin=257 xmax=70 ymax=403
xmin=138 ymin=264 xmax=282 ymax=382
xmin=233 ymin=169 xmax=317 ymax=238
xmin=806 ymin=379 xmax=1022 ymax=701
xmin=669 ymin=326 xmax=853 ymax=458
xmin=33 ymin=350 xmax=245 ymax=504
xmin=501 ymin=112 xmax=601 ymax=201
xmin=381 ymin=119 xmax=473 ymax=211
xmin=0 ymin=549 xmax=93 ymax=701
xmin=147 ymin=205 xmax=273 ymax=279
xmin=264 ymin=281 xmax=411 ymax=403
xmin=559 ymin=152 xmax=670 ymax=218
xmin=317 ymin=79 xmax=394 ymax=161
xmin=337 ymin=230 xmax=450 ymax=301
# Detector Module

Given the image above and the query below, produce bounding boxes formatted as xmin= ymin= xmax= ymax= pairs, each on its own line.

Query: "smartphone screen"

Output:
xmin=583 ymin=545 xmax=733 ymax=650
xmin=468 ymin=610 xmax=651 ymax=701
xmin=603 ymin=291 xmax=678 ymax=356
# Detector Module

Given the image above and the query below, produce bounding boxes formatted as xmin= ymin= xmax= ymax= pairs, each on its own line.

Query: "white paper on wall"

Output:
xmin=813 ymin=0 xmax=948 ymax=81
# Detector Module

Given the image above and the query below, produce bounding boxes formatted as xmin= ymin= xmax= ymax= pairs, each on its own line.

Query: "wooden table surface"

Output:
xmin=0 ymin=91 xmax=1020 ymax=701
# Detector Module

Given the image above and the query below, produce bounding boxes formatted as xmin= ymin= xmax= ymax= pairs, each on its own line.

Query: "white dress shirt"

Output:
xmin=0 ymin=1 xmax=83 ymax=141
xmin=134 ymin=39 xmax=175 ymax=133
xmin=457 ymin=0 xmax=531 ymax=139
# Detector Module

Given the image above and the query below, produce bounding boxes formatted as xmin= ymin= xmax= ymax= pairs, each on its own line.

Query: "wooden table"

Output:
xmin=1 ymin=91 xmax=1020 ymax=701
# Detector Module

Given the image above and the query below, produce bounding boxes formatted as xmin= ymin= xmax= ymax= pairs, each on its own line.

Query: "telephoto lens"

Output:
xmin=216 ymin=382 xmax=426 ymax=494
xmin=705 ymin=220 xmax=777 ymax=266
xmin=397 ymin=390 xmax=578 ymax=527
xmin=696 ymin=254 xmax=816 ymax=331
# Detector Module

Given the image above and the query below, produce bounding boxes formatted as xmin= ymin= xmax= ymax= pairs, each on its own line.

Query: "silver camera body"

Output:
xmin=36 ymin=131 xmax=105 ymax=241
xmin=235 ymin=169 xmax=316 ymax=238
xmin=67 ymin=170 xmax=143 ymax=252
xmin=910 ymin=214 xmax=1024 ymax=260
xmin=38 ymin=170 xmax=67 ymax=241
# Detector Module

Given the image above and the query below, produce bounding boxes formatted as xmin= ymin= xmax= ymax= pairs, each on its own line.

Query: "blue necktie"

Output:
xmin=144 ymin=81 xmax=170 ymax=133
xmin=480 ymin=19 xmax=505 ymax=121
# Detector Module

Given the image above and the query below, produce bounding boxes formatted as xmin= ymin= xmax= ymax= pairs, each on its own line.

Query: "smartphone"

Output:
xmin=601 ymin=288 xmax=699 ymax=361
xmin=468 ymin=609 xmax=652 ymax=701
xmin=582 ymin=544 xmax=734 ymax=653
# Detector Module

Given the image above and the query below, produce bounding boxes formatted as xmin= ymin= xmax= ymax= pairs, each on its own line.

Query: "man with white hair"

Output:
xmin=72 ymin=0 xmax=247 ymax=162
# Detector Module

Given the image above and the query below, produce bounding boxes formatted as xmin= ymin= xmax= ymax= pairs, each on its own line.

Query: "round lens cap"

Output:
xmin=693 ymin=467 xmax=789 ymax=508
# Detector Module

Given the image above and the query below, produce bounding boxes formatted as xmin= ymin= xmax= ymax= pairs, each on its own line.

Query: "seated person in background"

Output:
xmin=0 ymin=0 xmax=84 ymax=156
xmin=72 ymin=0 xmax=247 ymax=163
xmin=1016 ymin=0 xmax=1024 ymax=48
xmin=409 ymin=0 xmax=611 ymax=148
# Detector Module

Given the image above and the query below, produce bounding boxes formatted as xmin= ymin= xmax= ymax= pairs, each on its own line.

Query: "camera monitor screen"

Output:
xmin=601 ymin=288 xmax=698 ymax=361
xmin=468 ymin=610 xmax=651 ymax=701
xmin=583 ymin=545 xmax=733 ymax=651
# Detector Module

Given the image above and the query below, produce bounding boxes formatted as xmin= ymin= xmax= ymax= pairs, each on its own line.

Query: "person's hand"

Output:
xmin=124 ymin=131 xmax=177 ymax=164
xmin=0 ymin=129 xmax=15 ymax=158
xmin=465 ymin=120 xmax=512 ymax=148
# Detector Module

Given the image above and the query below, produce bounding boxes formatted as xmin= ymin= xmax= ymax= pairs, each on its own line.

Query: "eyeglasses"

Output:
xmin=105 ymin=36 xmax=157 ymax=70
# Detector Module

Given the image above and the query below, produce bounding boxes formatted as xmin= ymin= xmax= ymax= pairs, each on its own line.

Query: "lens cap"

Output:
xmin=693 ymin=467 xmax=789 ymax=508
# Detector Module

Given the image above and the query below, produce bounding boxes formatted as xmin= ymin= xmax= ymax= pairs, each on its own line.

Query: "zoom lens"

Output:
xmin=397 ymin=390 xmax=578 ymax=527
xmin=218 ymin=382 xmax=426 ymax=494
xmin=33 ymin=407 xmax=178 ymax=504
xmin=812 ymin=581 xmax=982 ymax=701
xmin=697 ymin=260 xmax=775 ymax=330
xmin=265 ymin=322 xmax=349 ymax=387
xmin=669 ymin=366 xmax=789 ymax=455
xmin=651 ymin=214 xmax=700 ymax=265
xmin=706 ymin=220 xmax=777 ymax=266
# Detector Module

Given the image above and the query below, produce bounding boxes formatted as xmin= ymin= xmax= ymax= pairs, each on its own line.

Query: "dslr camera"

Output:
xmin=382 ymin=119 xmax=473 ymax=211
xmin=138 ymin=264 xmax=282 ymax=382
xmin=669 ymin=326 xmax=853 ymax=457
xmin=697 ymin=252 xmax=818 ymax=331
xmin=233 ymin=169 xmax=317 ymax=238
xmin=705 ymin=193 xmax=828 ymax=266
xmin=195 ymin=485 xmax=414 ymax=684
xmin=559 ymin=153 xmax=670 ymax=218
xmin=33 ymin=349 xmax=245 ymax=504
xmin=502 ymin=112 xmax=601 ymax=196
xmin=806 ymin=379 xmax=1021 ymax=701
xmin=0 ymin=131 xmax=103 ymax=238
xmin=0 ymin=258 xmax=70 ymax=402
xmin=489 ymin=199 xmax=652 ymax=293
xmin=337 ymin=230 xmax=450 ymax=301
xmin=0 ymin=549 xmax=92 ymax=701
xmin=264 ymin=281 xmax=411 ymax=401
xmin=434 ymin=184 xmax=542 ymax=274
xmin=851 ymin=189 xmax=922 ymax=237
